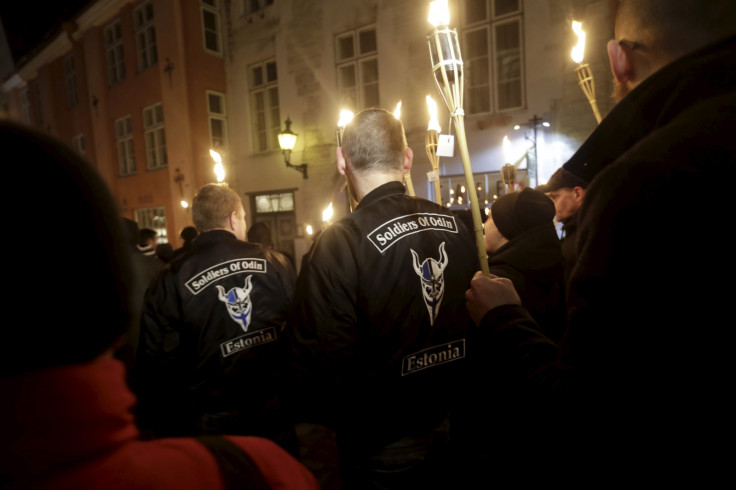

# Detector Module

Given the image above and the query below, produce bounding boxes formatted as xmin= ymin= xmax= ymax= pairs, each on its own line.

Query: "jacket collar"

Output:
xmin=355 ymin=181 xmax=407 ymax=210
xmin=563 ymin=34 xmax=736 ymax=184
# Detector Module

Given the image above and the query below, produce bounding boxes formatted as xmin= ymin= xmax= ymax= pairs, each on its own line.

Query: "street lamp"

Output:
xmin=277 ymin=117 xmax=309 ymax=179
xmin=513 ymin=114 xmax=549 ymax=187
xmin=210 ymin=149 xmax=226 ymax=184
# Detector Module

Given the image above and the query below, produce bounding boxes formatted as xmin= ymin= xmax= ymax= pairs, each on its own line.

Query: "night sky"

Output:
xmin=0 ymin=1 xmax=91 ymax=64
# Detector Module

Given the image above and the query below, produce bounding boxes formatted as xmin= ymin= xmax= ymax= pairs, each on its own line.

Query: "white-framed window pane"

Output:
xmin=249 ymin=59 xmax=280 ymax=152
xmin=104 ymin=20 xmax=126 ymax=85
xmin=464 ymin=0 xmax=488 ymax=24
xmin=135 ymin=206 xmax=168 ymax=243
xmin=207 ymin=90 xmax=228 ymax=149
xmin=494 ymin=0 xmax=520 ymax=17
xmin=73 ymin=134 xmax=85 ymax=157
xmin=494 ymin=19 xmax=522 ymax=110
xmin=143 ymin=103 xmax=167 ymax=170
xmin=201 ymin=1 xmax=222 ymax=54
xmin=336 ymin=26 xmax=378 ymax=111
xmin=462 ymin=1 xmax=524 ymax=114
xmin=134 ymin=1 xmax=158 ymax=71
xmin=116 ymin=115 xmax=136 ymax=176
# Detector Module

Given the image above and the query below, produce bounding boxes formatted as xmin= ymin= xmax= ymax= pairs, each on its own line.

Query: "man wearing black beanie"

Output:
xmin=0 ymin=120 xmax=318 ymax=490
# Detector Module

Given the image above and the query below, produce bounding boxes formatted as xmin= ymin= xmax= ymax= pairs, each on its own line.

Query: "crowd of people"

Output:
xmin=2 ymin=1 xmax=734 ymax=488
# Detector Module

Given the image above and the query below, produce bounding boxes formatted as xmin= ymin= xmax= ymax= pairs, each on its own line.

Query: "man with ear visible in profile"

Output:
xmin=466 ymin=0 xmax=736 ymax=484
xmin=0 ymin=120 xmax=318 ymax=490
xmin=535 ymin=166 xmax=587 ymax=279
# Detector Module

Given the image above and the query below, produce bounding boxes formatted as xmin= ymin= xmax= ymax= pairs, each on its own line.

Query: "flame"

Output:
xmin=209 ymin=149 xmax=222 ymax=163
xmin=210 ymin=149 xmax=225 ymax=182
xmin=393 ymin=101 xmax=402 ymax=120
xmin=428 ymin=0 xmax=450 ymax=27
xmin=503 ymin=136 xmax=512 ymax=164
xmin=322 ymin=202 xmax=334 ymax=222
xmin=426 ymin=95 xmax=441 ymax=132
xmin=337 ymin=109 xmax=354 ymax=127
xmin=571 ymin=20 xmax=586 ymax=63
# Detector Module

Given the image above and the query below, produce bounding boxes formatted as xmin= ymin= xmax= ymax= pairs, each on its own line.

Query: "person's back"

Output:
xmin=283 ymin=108 xmax=479 ymax=487
xmin=0 ymin=120 xmax=318 ymax=490
xmin=464 ymin=1 xmax=736 ymax=483
xmin=135 ymin=184 xmax=298 ymax=455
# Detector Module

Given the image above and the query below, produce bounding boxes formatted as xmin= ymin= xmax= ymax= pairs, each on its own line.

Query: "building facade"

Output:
xmin=2 ymin=0 xmax=614 ymax=262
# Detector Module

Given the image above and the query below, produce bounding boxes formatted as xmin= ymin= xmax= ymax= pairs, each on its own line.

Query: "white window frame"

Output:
xmin=72 ymin=134 xmax=85 ymax=158
xmin=64 ymin=54 xmax=78 ymax=108
xmin=116 ymin=115 xmax=136 ymax=176
xmin=335 ymin=25 xmax=379 ymax=112
xmin=134 ymin=0 xmax=158 ymax=72
xmin=104 ymin=19 xmax=126 ymax=86
xmin=143 ymin=102 xmax=167 ymax=170
xmin=206 ymin=90 xmax=228 ymax=150
xmin=249 ymin=59 xmax=280 ymax=153
xmin=201 ymin=0 xmax=223 ymax=55
xmin=135 ymin=206 xmax=168 ymax=243
xmin=462 ymin=0 xmax=524 ymax=115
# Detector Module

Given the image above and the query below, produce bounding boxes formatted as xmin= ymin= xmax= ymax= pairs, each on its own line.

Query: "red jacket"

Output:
xmin=0 ymin=358 xmax=319 ymax=490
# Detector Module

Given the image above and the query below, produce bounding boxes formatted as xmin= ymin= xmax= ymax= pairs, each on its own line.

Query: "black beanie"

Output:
xmin=491 ymin=188 xmax=555 ymax=240
xmin=1 ymin=120 xmax=134 ymax=378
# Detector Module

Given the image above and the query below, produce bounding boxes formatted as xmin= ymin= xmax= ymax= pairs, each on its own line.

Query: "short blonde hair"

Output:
xmin=192 ymin=183 xmax=243 ymax=232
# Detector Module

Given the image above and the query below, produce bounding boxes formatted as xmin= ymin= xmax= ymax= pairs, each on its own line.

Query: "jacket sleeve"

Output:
xmin=280 ymin=223 xmax=360 ymax=426
xmin=133 ymin=272 xmax=190 ymax=437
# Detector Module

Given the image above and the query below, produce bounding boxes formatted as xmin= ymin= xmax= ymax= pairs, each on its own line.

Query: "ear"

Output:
xmin=336 ymin=147 xmax=347 ymax=176
xmin=607 ymin=39 xmax=633 ymax=83
xmin=228 ymin=211 xmax=238 ymax=231
xmin=572 ymin=186 xmax=586 ymax=203
xmin=403 ymin=147 xmax=414 ymax=174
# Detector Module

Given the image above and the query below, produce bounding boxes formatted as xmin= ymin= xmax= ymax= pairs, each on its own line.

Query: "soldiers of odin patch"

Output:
xmin=220 ymin=326 xmax=277 ymax=358
xmin=401 ymin=339 xmax=465 ymax=375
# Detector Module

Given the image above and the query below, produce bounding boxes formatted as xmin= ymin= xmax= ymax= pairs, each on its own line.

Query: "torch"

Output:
xmin=336 ymin=109 xmax=354 ymax=148
xmin=501 ymin=136 xmax=516 ymax=193
xmin=210 ymin=149 xmax=226 ymax=184
xmin=427 ymin=0 xmax=488 ymax=273
xmin=393 ymin=101 xmax=415 ymax=196
xmin=336 ymin=109 xmax=358 ymax=212
xmin=571 ymin=20 xmax=602 ymax=124
xmin=425 ymin=95 xmax=442 ymax=205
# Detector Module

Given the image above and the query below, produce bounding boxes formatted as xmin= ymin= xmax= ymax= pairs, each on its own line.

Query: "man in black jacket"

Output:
xmin=535 ymin=166 xmax=588 ymax=280
xmin=135 ymin=183 xmax=298 ymax=455
xmin=283 ymin=108 xmax=479 ymax=488
xmin=466 ymin=0 xmax=736 ymax=484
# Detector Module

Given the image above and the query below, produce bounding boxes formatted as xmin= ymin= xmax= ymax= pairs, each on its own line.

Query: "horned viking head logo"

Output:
xmin=411 ymin=242 xmax=448 ymax=326
xmin=216 ymin=275 xmax=253 ymax=332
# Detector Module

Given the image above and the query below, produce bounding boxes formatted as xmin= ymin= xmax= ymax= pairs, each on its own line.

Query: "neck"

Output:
xmin=349 ymin=169 xmax=403 ymax=202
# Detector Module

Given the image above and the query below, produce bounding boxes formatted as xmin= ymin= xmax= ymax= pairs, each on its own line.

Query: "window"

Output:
xmin=201 ymin=0 xmax=222 ymax=54
xmin=116 ymin=115 xmax=136 ymax=176
xmin=104 ymin=20 xmax=126 ymax=85
xmin=135 ymin=206 xmax=168 ymax=243
xmin=207 ymin=91 xmax=228 ymax=150
xmin=72 ymin=134 xmax=85 ymax=158
xmin=134 ymin=0 xmax=158 ymax=71
xmin=64 ymin=54 xmax=78 ymax=108
xmin=143 ymin=102 xmax=167 ymax=170
xmin=462 ymin=0 xmax=523 ymax=114
xmin=254 ymin=192 xmax=294 ymax=213
xmin=249 ymin=60 xmax=280 ymax=153
xmin=244 ymin=0 xmax=273 ymax=15
xmin=335 ymin=26 xmax=379 ymax=111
